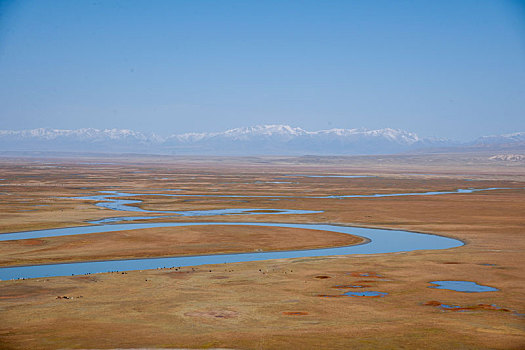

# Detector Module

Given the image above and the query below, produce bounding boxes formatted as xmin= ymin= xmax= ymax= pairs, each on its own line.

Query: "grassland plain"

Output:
xmin=0 ymin=154 xmax=523 ymax=349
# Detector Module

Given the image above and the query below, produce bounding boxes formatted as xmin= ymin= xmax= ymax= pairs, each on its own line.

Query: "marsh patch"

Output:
xmin=348 ymin=272 xmax=382 ymax=278
xmin=283 ymin=311 xmax=309 ymax=315
xmin=332 ymin=284 xmax=371 ymax=289
xmin=424 ymin=300 xmax=510 ymax=312
xmin=18 ymin=239 xmax=46 ymax=246
xmin=314 ymin=275 xmax=331 ymax=279
xmin=184 ymin=310 xmax=239 ymax=319
xmin=343 ymin=291 xmax=388 ymax=298
xmin=210 ymin=275 xmax=229 ymax=279
xmin=429 ymin=281 xmax=498 ymax=293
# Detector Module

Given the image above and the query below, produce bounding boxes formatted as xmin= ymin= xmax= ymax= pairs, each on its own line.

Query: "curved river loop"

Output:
xmin=0 ymin=185 xmax=517 ymax=280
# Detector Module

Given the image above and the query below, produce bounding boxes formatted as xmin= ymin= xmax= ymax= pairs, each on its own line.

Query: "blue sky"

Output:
xmin=0 ymin=0 xmax=524 ymax=140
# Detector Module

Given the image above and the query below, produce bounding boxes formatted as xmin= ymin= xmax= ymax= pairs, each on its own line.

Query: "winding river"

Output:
xmin=1 ymin=186 xmax=516 ymax=280
xmin=0 ymin=223 xmax=462 ymax=280
xmin=71 ymin=187 xmax=511 ymax=223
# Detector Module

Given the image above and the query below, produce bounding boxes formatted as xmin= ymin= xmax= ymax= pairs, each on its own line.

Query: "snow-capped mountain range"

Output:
xmin=0 ymin=125 xmax=522 ymax=155
xmin=471 ymin=132 xmax=525 ymax=145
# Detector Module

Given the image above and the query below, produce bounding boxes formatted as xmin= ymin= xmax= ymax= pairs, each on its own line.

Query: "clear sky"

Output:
xmin=0 ymin=0 xmax=524 ymax=140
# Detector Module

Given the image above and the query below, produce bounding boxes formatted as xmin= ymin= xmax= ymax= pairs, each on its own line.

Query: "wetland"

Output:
xmin=0 ymin=154 xmax=523 ymax=349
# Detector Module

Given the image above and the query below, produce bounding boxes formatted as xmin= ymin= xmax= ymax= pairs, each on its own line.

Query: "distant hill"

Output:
xmin=416 ymin=132 xmax=525 ymax=154
xmin=469 ymin=132 xmax=525 ymax=151
xmin=0 ymin=125 xmax=522 ymax=156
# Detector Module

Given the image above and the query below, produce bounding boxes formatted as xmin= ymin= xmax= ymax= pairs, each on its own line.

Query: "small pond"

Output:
xmin=429 ymin=281 xmax=498 ymax=293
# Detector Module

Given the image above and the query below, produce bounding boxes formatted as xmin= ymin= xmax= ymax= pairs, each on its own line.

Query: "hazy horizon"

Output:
xmin=0 ymin=123 xmax=523 ymax=141
xmin=1 ymin=1 xmax=524 ymax=141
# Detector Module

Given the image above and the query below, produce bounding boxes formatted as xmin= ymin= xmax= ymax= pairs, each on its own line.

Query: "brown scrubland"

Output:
xmin=0 ymin=153 xmax=523 ymax=349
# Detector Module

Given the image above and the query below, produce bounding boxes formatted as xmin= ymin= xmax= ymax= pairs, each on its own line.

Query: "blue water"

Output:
xmin=143 ymin=187 xmax=510 ymax=200
xmin=429 ymin=281 xmax=498 ymax=293
xmin=70 ymin=187 xmax=514 ymax=219
xmin=88 ymin=216 xmax=166 ymax=224
xmin=281 ymin=175 xmax=374 ymax=178
xmin=343 ymin=291 xmax=388 ymax=297
xmin=72 ymin=191 xmax=322 ymax=218
xmin=0 ymin=223 xmax=463 ymax=280
xmin=332 ymin=187 xmax=510 ymax=199
xmin=2 ymin=185 xmax=513 ymax=280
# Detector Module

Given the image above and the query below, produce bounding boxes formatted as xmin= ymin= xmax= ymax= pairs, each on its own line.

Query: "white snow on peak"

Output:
xmin=314 ymin=127 xmax=419 ymax=142
xmin=474 ymin=131 xmax=525 ymax=144
xmin=0 ymin=125 xmax=521 ymax=155
xmin=172 ymin=125 xmax=419 ymax=143
xmin=225 ymin=124 xmax=308 ymax=136
xmin=0 ymin=127 xmax=158 ymax=142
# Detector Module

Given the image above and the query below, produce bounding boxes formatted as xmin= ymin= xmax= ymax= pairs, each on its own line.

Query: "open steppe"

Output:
xmin=0 ymin=153 xmax=524 ymax=349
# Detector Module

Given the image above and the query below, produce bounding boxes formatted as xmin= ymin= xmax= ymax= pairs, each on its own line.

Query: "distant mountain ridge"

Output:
xmin=473 ymin=132 xmax=525 ymax=145
xmin=0 ymin=125 xmax=522 ymax=155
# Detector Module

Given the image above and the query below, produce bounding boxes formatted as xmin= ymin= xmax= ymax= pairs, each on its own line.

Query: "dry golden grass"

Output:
xmin=0 ymin=155 xmax=523 ymax=349
xmin=0 ymin=225 xmax=364 ymax=266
